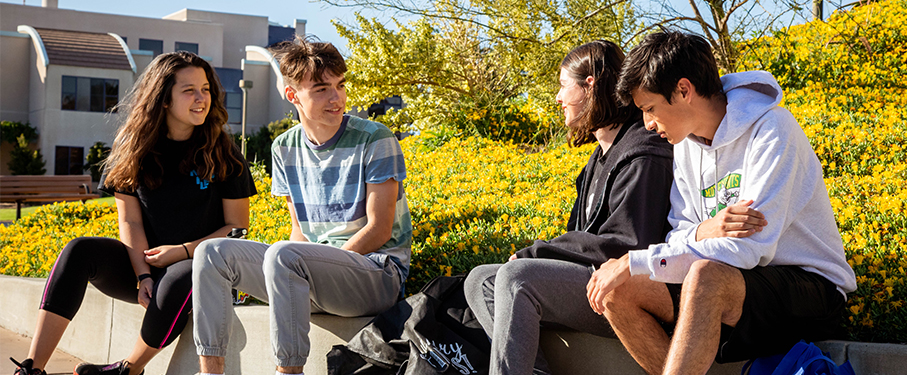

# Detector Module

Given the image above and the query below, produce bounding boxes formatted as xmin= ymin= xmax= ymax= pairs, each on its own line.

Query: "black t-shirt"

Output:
xmin=99 ymin=138 xmax=257 ymax=248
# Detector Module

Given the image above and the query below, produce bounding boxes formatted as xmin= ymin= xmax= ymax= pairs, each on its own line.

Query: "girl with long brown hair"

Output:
xmin=462 ymin=40 xmax=675 ymax=374
xmin=11 ymin=52 xmax=256 ymax=375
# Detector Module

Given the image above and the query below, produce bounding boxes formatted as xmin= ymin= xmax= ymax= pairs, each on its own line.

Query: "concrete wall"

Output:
xmin=131 ymin=50 xmax=155 ymax=76
xmin=0 ymin=32 xmax=31 ymax=124
xmin=163 ymin=9 xmax=269 ymax=70
xmin=0 ymin=31 xmax=32 ymax=175
xmin=242 ymin=49 xmax=295 ymax=131
xmin=0 ymin=275 xmax=370 ymax=375
xmin=0 ymin=3 xmax=225 ymax=68
xmin=239 ymin=60 xmax=273 ymax=131
xmin=32 ymin=65 xmax=133 ymax=175
xmin=294 ymin=19 xmax=307 ymax=37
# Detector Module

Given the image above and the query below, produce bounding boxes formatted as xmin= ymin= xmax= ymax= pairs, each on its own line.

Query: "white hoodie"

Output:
xmin=628 ymin=71 xmax=857 ymax=296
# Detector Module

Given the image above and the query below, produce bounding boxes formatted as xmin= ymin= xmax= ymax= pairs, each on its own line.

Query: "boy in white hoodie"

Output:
xmin=585 ymin=31 xmax=856 ymax=374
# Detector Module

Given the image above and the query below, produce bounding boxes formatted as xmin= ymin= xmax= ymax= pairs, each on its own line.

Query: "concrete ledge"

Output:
xmin=539 ymin=329 xmax=744 ymax=374
xmin=0 ymin=275 xmax=370 ymax=375
xmin=2 ymin=275 xmax=905 ymax=374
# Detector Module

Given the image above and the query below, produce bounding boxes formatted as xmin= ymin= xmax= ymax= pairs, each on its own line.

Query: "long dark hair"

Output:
xmin=104 ymin=51 xmax=243 ymax=191
xmin=561 ymin=40 xmax=642 ymax=147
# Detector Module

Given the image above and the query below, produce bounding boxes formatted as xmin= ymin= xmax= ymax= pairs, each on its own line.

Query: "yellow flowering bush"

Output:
xmin=0 ymin=140 xmax=591 ymax=293
xmin=0 ymin=202 xmax=118 ymax=277
xmin=449 ymin=96 xmax=563 ymax=145
xmin=740 ymin=0 xmax=907 ymax=343
xmin=402 ymin=137 xmax=594 ymax=288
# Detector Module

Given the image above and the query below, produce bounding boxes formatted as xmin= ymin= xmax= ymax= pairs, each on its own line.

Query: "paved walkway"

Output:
xmin=1 ymin=326 xmax=82 ymax=375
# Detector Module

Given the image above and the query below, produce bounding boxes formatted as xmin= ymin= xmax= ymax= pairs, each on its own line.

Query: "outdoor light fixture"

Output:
xmin=239 ymin=79 xmax=253 ymax=157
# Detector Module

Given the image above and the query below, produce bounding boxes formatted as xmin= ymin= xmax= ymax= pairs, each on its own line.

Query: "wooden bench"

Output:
xmin=0 ymin=175 xmax=99 ymax=219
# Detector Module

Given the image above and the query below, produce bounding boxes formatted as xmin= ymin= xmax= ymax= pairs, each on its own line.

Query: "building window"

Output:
xmin=215 ymin=67 xmax=243 ymax=124
xmin=139 ymin=38 xmax=163 ymax=56
xmin=61 ymin=76 xmax=119 ymax=112
xmin=268 ymin=25 xmax=295 ymax=47
xmin=55 ymin=146 xmax=84 ymax=175
xmin=225 ymin=92 xmax=243 ymax=124
xmin=175 ymin=41 xmax=198 ymax=55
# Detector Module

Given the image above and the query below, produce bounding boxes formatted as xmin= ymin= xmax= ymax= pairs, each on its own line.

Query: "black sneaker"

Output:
xmin=9 ymin=358 xmax=46 ymax=375
xmin=73 ymin=360 xmax=143 ymax=375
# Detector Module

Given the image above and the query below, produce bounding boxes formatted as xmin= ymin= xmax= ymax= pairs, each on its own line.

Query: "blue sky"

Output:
xmin=2 ymin=0 xmax=378 ymax=50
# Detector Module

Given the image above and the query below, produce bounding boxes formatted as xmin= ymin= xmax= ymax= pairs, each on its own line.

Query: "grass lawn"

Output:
xmin=0 ymin=196 xmax=115 ymax=222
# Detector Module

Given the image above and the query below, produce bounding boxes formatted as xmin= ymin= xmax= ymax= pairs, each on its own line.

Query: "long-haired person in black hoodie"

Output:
xmin=463 ymin=40 xmax=675 ymax=374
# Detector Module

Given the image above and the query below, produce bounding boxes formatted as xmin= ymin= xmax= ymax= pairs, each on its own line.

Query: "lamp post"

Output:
xmin=238 ymin=79 xmax=253 ymax=157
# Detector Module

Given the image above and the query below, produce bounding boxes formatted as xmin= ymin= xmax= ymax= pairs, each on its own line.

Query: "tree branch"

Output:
xmin=323 ymin=0 xmax=631 ymax=46
xmin=384 ymin=80 xmax=470 ymax=95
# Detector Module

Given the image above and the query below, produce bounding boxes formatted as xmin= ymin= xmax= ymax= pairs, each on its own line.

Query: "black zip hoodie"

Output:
xmin=514 ymin=119 xmax=674 ymax=267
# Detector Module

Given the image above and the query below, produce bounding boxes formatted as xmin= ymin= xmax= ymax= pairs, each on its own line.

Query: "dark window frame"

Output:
xmin=61 ymin=76 xmax=119 ymax=113
xmin=225 ymin=92 xmax=243 ymax=124
xmin=54 ymin=145 xmax=84 ymax=175
xmin=138 ymin=38 xmax=163 ymax=56
xmin=174 ymin=41 xmax=199 ymax=55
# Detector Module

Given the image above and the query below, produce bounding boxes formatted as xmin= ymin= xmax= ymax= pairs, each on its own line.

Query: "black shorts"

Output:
xmin=664 ymin=265 xmax=845 ymax=363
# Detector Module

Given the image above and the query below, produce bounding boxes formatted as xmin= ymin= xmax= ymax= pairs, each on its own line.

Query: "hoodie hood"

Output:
xmin=700 ymin=71 xmax=784 ymax=150
xmin=617 ymin=118 xmax=674 ymax=160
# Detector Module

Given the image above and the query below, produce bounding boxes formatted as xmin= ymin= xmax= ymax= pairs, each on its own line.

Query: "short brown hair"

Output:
xmin=616 ymin=31 xmax=723 ymax=106
xmin=270 ymin=35 xmax=347 ymax=87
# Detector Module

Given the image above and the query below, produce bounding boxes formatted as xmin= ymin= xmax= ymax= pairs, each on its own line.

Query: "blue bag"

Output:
xmin=741 ymin=341 xmax=856 ymax=375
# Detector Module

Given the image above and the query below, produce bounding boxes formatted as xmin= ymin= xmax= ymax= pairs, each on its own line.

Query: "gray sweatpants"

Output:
xmin=192 ymin=238 xmax=401 ymax=367
xmin=464 ymin=259 xmax=616 ymax=375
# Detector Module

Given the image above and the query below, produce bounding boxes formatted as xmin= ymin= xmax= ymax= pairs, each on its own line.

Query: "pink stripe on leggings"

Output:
xmin=159 ymin=289 xmax=192 ymax=349
xmin=39 ymin=258 xmax=61 ymax=308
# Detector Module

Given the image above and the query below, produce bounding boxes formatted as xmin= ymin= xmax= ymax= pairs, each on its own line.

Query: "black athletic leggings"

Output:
xmin=40 ymin=237 xmax=192 ymax=349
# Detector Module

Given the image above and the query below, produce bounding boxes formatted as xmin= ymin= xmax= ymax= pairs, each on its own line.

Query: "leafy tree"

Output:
xmin=83 ymin=142 xmax=110 ymax=181
xmin=1 ymin=121 xmax=38 ymax=144
xmin=267 ymin=112 xmax=299 ymax=141
xmin=8 ymin=134 xmax=46 ymax=175
xmin=329 ymin=0 xmax=637 ymax=140
xmin=631 ymin=0 xmax=815 ymax=73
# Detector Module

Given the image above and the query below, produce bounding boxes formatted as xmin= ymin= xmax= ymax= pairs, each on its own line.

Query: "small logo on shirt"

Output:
xmin=660 ymin=259 xmax=667 ymax=268
xmin=701 ymin=173 xmax=742 ymax=217
xmin=190 ymin=170 xmax=210 ymax=190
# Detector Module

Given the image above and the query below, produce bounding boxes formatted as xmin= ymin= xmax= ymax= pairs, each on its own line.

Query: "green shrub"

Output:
xmin=8 ymin=134 xmax=46 ymax=175
xmin=0 ymin=121 xmax=37 ymax=144
xmin=84 ymin=142 xmax=110 ymax=182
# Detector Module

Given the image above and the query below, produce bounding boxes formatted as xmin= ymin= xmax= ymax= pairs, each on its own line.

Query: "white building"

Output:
xmin=0 ymin=0 xmax=303 ymax=175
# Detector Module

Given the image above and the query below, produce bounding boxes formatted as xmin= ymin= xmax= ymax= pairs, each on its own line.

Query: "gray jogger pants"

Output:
xmin=192 ymin=238 xmax=401 ymax=367
xmin=464 ymin=259 xmax=616 ymax=375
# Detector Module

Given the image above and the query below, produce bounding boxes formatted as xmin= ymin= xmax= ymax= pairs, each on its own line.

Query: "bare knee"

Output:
xmin=603 ymin=276 xmax=648 ymax=316
xmin=684 ymin=260 xmax=740 ymax=295
xmin=604 ymin=275 xmax=675 ymax=324
xmin=682 ymin=260 xmax=745 ymax=321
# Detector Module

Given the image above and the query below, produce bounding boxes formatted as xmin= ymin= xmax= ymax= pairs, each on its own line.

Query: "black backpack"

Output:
xmin=327 ymin=274 xmax=490 ymax=375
